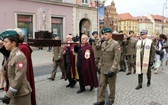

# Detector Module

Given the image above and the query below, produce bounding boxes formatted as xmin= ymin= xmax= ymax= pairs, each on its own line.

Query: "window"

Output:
xmin=17 ymin=14 xmax=33 ymax=39
xmin=51 ymin=17 xmax=63 ymax=40
xmin=82 ymin=0 xmax=88 ymax=3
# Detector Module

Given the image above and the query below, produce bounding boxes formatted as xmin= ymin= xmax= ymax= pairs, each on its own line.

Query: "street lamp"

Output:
xmin=161 ymin=0 xmax=167 ymax=34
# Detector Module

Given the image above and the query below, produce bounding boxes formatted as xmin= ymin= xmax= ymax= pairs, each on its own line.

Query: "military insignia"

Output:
xmin=145 ymin=45 xmax=150 ymax=50
xmin=16 ymin=51 xmax=22 ymax=56
xmin=136 ymin=62 xmax=140 ymax=67
xmin=18 ymin=62 xmax=24 ymax=68
xmin=84 ymin=49 xmax=90 ymax=59
xmin=143 ymin=63 xmax=148 ymax=67
xmin=118 ymin=47 xmax=121 ymax=51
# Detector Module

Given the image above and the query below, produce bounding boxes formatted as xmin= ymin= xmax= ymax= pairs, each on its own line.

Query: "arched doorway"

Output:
xmin=79 ymin=18 xmax=91 ymax=40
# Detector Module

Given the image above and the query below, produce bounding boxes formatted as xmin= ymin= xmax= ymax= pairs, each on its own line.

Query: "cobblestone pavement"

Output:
xmin=0 ymin=48 xmax=168 ymax=105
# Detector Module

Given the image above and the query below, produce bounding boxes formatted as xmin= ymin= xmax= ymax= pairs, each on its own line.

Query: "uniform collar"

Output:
xmin=10 ymin=47 xmax=19 ymax=56
xmin=106 ymin=38 xmax=112 ymax=44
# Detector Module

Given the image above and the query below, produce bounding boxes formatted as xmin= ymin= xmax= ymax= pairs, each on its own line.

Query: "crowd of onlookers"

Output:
xmin=131 ymin=34 xmax=168 ymax=74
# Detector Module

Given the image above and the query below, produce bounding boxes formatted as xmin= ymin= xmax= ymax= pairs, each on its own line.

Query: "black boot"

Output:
xmin=147 ymin=80 xmax=151 ymax=87
xmin=93 ymin=101 xmax=105 ymax=105
xmin=106 ymin=100 xmax=114 ymax=105
xmin=119 ymin=69 xmax=123 ymax=72
xmin=135 ymin=85 xmax=142 ymax=90
xmin=126 ymin=72 xmax=131 ymax=75
xmin=133 ymin=69 xmax=136 ymax=74
xmin=70 ymin=81 xmax=76 ymax=88
xmin=77 ymin=89 xmax=85 ymax=93
xmin=90 ymin=86 xmax=94 ymax=91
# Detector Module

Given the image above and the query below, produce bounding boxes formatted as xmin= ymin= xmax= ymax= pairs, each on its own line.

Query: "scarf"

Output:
xmin=136 ymin=39 xmax=152 ymax=74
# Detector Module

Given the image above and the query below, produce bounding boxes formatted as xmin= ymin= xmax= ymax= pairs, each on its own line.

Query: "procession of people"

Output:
xmin=0 ymin=27 xmax=168 ymax=105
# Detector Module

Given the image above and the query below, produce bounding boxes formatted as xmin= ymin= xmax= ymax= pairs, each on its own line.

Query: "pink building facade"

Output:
xmin=0 ymin=0 xmax=74 ymax=40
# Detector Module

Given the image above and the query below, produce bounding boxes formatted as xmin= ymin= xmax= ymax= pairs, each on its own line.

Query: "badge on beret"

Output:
xmin=18 ymin=62 xmax=24 ymax=68
xmin=84 ymin=49 xmax=90 ymax=59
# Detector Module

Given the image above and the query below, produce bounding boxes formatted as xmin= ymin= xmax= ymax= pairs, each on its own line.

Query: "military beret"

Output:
xmin=119 ymin=30 xmax=123 ymax=33
xmin=13 ymin=28 xmax=23 ymax=37
xmin=0 ymin=30 xmax=19 ymax=40
xmin=101 ymin=28 xmax=113 ymax=34
xmin=53 ymin=34 xmax=60 ymax=37
xmin=129 ymin=30 xmax=134 ymax=34
xmin=92 ymin=31 xmax=98 ymax=35
xmin=140 ymin=30 xmax=148 ymax=35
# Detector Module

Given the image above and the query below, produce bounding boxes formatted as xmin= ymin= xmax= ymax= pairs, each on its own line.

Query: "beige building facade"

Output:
xmin=147 ymin=14 xmax=168 ymax=35
xmin=118 ymin=13 xmax=139 ymax=35
xmin=136 ymin=16 xmax=153 ymax=35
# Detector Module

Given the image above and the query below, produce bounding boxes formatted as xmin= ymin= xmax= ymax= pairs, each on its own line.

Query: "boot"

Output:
xmin=147 ymin=80 xmax=151 ymax=87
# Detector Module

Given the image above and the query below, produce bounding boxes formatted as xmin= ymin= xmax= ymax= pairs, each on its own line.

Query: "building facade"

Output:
xmin=118 ymin=13 xmax=139 ymax=35
xmin=74 ymin=0 xmax=98 ymax=37
xmin=147 ymin=14 xmax=168 ymax=35
xmin=104 ymin=1 xmax=118 ymax=32
xmin=0 ymin=0 xmax=75 ymax=40
xmin=136 ymin=16 xmax=153 ymax=35
xmin=0 ymin=0 xmax=98 ymax=40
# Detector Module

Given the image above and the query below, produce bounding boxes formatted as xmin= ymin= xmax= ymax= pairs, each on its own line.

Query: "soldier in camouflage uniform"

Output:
xmin=119 ymin=35 xmax=127 ymax=72
xmin=118 ymin=31 xmax=127 ymax=72
xmin=92 ymin=31 xmax=102 ymax=74
xmin=126 ymin=30 xmax=137 ymax=75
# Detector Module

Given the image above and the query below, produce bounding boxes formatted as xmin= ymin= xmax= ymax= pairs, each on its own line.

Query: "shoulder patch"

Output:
xmin=18 ymin=62 xmax=24 ymax=68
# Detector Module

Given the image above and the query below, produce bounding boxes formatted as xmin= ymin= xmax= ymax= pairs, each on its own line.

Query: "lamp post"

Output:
xmin=161 ymin=0 xmax=167 ymax=34
xmin=96 ymin=0 xmax=99 ymax=33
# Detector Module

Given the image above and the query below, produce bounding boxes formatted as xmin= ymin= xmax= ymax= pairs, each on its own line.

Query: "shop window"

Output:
xmin=51 ymin=17 xmax=63 ymax=40
xmin=82 ymin=0 xmax=88 ymax=4
xmin=17 ymin=14 xmax=33 ymax=39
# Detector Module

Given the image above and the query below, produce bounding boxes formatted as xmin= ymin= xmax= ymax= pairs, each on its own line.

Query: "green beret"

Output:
xmin=129 ymin=30 xmax=134 ymax=34
xmin=0 ymin=30 xmax=18 ymax=40
xmin=92 ymin=31 xmax=98 ymax=35
xmin=119 ymin=30 xmax=123 ymax=33
xmin=101 ymin=28 xmax=113 ymax=34
xmin=53 ymin=34 xmax=60 ymax=37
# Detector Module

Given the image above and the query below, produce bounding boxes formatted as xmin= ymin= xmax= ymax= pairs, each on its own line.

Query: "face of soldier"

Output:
xmin=104 ymin=33 xmax=112 ymax=41
xmin=129 ymin=33 xmax=134 ymax=37
xmin=3 ymin=38 xmax=16 ymax=51
xmin=93 ymin=34 xmax=98 ymax=39
xmin=141 ymin=34 xmax=147 ymax=39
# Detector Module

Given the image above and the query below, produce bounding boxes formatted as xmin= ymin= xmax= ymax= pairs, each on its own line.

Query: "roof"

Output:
xmin=136 ymin=16 xmax=152 ymax=23
xmin=150 ymin=14 xmax=164 ymax=20
xmin=118 ymin=12 xmax=137 ymax=20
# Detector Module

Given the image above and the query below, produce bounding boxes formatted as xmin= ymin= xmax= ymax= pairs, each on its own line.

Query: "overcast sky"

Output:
xmin=105 ymin=0 xmax=168 ymax=17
